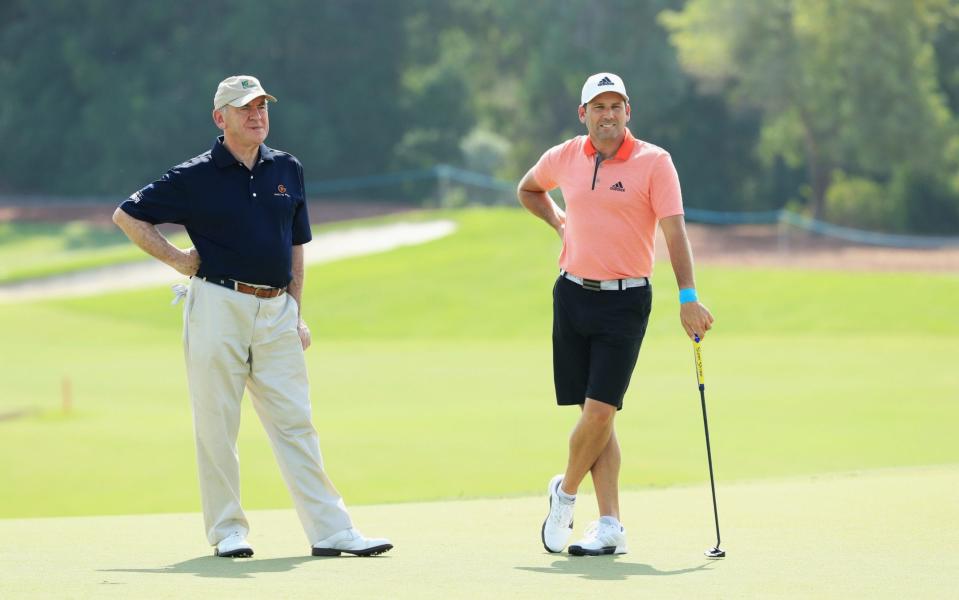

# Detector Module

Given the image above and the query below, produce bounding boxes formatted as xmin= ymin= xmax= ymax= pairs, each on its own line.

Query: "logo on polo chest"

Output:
xmin=274 ymin=183 xmax=291 ymax=198
xmin=609 ymin=181 xmax=625 ymax=192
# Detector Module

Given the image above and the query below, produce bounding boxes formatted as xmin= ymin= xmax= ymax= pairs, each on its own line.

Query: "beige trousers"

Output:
xmin=183 ymin=277 xmax=352 ymax=546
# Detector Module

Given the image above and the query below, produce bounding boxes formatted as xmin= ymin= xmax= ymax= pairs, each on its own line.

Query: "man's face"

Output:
xmin=214 ymin=95 xmax=270 ymax=146
xmin=578 ymin=92 xmax=630 ymax=142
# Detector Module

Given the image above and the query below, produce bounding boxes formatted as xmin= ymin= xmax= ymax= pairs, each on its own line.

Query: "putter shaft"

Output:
xmin=693 ymin=335 xmax=724 ymax=557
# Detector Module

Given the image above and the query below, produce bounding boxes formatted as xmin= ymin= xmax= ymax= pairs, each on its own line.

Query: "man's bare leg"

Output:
xmin=560 ymin=398 xmax=616 ymax=496
xmin=590 ymin=429 xmax=621 ymax=519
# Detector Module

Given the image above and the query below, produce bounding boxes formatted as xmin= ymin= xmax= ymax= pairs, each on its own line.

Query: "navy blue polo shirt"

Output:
xmin=120 ymin=136 xmax=312 ymax=288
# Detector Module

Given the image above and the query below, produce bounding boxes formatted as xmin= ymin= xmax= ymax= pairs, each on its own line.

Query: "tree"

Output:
xmin=440 ymin=0 xmax=768 ymax=210
xmin=661 ymin=0 xmax=958 ymax=219
xmin=0 ymin=0 xmax=410 ymax=196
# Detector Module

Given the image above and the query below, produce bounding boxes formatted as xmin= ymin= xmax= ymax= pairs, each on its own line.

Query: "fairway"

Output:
xmin=1 ymin=208 xmax=957 ymax=517
xmin=2 ymin=466 xmax=957 ymax=599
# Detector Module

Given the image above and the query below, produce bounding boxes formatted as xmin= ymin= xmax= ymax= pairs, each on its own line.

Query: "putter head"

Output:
xmin=705 ymin=546 xmax=725 ymax=559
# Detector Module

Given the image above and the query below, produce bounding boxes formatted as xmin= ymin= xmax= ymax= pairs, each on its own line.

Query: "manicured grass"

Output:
xmin=0 ymin=221 xmax=191 ymax=284
xmin=0 ymin=207 xmax=956 ymax=518
xmin=3 ymin=466 xmax=958 ymax=599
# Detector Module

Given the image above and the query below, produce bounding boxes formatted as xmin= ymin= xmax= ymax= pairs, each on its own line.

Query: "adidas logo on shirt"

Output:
xmin=609 ymin=181 xmax=625 ymax=192
xmin=598 ymin=76 xmax=614 ymax=86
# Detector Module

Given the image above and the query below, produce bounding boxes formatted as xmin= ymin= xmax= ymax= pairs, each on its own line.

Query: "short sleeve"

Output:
xmin=650 ymin=153 xmax=684 ymax=218
xmin=120 ymin=168 xmax=191 ymax=225
xmin=530 ymin=144 xmax=562 ymax=191
xmin=291 ymin=159 xmax=312 ymax=245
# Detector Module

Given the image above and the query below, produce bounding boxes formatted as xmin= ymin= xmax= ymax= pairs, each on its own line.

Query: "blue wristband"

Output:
xmin=679 ymin=288 xmax=698 ymax=304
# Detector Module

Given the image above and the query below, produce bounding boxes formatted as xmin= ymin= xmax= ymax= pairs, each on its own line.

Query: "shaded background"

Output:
xmin=2 ymin=0 xmax=959 ymax=235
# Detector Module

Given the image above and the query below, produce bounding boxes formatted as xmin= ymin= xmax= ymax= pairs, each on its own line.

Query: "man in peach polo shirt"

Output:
xmin=517 ymin=72 xmax=714 ymax=556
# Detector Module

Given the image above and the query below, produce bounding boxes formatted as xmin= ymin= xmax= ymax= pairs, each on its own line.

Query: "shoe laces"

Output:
xmin=550 ymin=499 xmax=574 ymax=527
xmin=583 ymin=520 xmax=620 ymax=541
xmin=583 ymin=521 xmax=600 ymax=539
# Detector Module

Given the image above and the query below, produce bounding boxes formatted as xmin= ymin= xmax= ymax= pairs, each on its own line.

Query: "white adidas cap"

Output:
xmin=580 ymin=72 xmax=629 ymax=105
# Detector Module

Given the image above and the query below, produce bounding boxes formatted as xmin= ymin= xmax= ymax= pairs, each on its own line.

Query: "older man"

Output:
xmin=113 ymin=75 xmax=391 ymax=558
xmin=517 ymin=72 xmax=714 ymax=556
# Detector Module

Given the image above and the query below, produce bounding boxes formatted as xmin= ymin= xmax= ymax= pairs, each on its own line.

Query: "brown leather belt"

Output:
xmin=204 ymin=277 xmax=285 ymax=298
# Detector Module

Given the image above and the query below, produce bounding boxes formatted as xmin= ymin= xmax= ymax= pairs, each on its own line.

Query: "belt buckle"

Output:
xmin=582 ymin=278 xmax=602 ymax=292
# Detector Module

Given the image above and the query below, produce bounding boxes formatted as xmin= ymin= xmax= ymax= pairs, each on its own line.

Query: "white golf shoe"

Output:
xmin=214 ymin=530 xmax=254 ymax=558
xmin=541 ymin=474 xmax=575 ymax=553
xmin=311 ymin=528 xmax=393 ymax=557
xmin=568 ymin=518 xmax=628 ymax=556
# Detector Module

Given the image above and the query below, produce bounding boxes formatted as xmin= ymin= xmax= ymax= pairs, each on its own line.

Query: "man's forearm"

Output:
xmin=665 ymin=233 xmax=695 ymax=290
xmin=288 ymin=244 xmax=305 ymax=317
xmin=289 ymin=244 xmax=311 ymax=350
xmin=660 ymin=215 xmax=696 ymax=289
xmin=518 ymin=189 xmax=564 ymax=230
xmin=112 ymin=207 xmax=193 ymax=274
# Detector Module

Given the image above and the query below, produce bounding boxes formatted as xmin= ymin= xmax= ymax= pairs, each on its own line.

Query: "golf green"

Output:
xmin=1 ymin=465 xmax=956 ymax=599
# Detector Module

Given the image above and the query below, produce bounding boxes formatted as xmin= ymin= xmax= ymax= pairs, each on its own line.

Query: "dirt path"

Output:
xmin=0 ymin=221 xmax=456 ymax=302
xmin=667 ymin=224 xmax=958 ymax=273
xmin=2 ymin=199 xmax=955 ymax=280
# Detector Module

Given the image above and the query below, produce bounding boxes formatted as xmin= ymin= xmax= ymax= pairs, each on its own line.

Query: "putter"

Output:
xmin=693 ymin=334 xmax=725 ymax=559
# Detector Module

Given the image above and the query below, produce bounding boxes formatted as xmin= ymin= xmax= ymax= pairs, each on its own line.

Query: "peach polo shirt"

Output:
xmin=531 ymin=128 xmax=684 ymax=280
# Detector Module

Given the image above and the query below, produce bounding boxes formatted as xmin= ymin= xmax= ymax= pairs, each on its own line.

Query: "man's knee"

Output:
xmin=581 ymin=398 xmax=616 ymax=427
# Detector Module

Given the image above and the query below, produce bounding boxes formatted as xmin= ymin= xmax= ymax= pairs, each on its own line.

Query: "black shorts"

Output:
xmin=552 ymin=275 xmax=652 ymax=410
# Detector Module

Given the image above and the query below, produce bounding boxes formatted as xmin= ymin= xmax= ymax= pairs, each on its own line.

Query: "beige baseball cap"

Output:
xmin=580 ymin=72 xmax=629 ymax=105
xmin=213 ymin=75 xmax=277 ymax=110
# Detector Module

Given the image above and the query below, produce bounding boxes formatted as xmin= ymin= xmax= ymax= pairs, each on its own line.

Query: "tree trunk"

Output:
xmin=798 ymin=110 xmax=832 ymax=220
xmin=807 ymin=155 xmax=832 ymax=221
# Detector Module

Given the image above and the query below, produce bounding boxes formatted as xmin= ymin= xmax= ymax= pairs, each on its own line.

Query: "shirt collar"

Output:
xmin=211 ymin=136 xmax=276 ymax=168
xmin=583 ymin=128 xmax=636 ymax=161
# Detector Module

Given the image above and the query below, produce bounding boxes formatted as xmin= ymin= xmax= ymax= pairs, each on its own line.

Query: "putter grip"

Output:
xmin=693 ymin=335 xmax=705 ymax=387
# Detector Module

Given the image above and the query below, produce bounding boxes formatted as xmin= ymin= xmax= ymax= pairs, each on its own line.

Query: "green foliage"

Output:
xmin=393 ymin=18 xmax=475 ymax=171
xmin=2 ymin=2 xmax=959 ymax=233
xmin=460 ymin=128 xmax=511 ymax=175
xmin=663 ymin=0 xmax=959 ymax=220
xmin=823 ymin=166 xmax=959 ymax=234
xmin=888 ymin=166 xmax=959 ymax=235
xmin=824 ymin=172 xmax=898 ymax=231
xmin=0 ymin=0 xmax=409 ymax=194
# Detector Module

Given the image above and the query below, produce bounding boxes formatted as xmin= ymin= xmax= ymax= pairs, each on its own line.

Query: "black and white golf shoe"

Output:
xmin=214 ymin=531 xmax=254 ymax=558
xmin=568 ymin=518 xmax=628 ymax=556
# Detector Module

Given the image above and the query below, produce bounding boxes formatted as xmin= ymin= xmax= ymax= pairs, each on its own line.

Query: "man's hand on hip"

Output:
xmin=174 ymin=247 xmax=201 ymax=277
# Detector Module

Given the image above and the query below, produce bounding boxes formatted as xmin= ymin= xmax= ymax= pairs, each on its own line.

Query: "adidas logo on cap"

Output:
xmin=581 ymin=72 xmax=629 ymax=105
